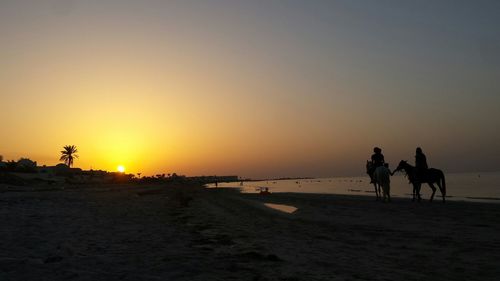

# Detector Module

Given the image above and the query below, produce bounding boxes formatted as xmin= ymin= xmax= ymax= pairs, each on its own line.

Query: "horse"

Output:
xmin=393 ymin=160 xmax=446 ymax=203
xmin=373 ymin=165 xmax=392 ymax=202
xmin=366 ymin=161 xmax=382 ymax=200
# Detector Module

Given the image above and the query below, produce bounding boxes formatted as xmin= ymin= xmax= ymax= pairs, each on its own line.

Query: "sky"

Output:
xmin=1 ymin=0 xmax=499 ymax=178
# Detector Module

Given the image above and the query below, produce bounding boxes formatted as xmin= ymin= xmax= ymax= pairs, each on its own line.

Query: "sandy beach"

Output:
xmin=1 ymin=183 xmax=500 ymax=281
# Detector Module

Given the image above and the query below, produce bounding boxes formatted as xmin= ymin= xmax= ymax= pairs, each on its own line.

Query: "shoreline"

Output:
xmin=209 ymin=184 xmax=500 ymax=205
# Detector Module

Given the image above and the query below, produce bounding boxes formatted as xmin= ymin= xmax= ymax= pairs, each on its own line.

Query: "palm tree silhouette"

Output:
xmin=60 ymin=145 xmax=78 ymax=167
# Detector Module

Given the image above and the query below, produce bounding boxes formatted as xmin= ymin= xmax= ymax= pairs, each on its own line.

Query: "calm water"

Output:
xmin=209 ymin=172 xmax=500 ymax=203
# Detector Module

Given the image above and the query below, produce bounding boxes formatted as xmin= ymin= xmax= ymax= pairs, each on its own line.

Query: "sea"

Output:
xmin=208 ymin=172 xmax=500 ymax=203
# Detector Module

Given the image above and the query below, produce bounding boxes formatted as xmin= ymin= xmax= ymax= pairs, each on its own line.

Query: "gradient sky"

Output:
xmin=1 ymin=0 xmax=499 ymax=178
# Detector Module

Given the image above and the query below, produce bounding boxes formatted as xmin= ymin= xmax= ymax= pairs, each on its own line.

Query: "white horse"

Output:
xmin=373 ymin=165 xmax=392 ymax=202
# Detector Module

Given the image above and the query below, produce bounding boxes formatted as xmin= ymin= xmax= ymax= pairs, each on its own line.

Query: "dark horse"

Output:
xmin=394 ymin=160 xmax=446 ymax=203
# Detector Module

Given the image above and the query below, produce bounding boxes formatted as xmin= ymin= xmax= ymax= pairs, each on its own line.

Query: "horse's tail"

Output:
xmin=440 ymin=170 xmax=446 ymax=196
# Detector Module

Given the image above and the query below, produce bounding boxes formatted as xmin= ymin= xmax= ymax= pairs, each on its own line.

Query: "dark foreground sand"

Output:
xmin=1 ymin=184 xmax=500 ymax=281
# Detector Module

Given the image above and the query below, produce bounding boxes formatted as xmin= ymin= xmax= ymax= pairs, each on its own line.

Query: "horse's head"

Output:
xmin=394 ymin=160 xmax=408 ymax=173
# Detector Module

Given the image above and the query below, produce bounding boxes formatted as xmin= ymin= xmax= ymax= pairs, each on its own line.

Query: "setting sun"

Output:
xmin=117 ymin=165 xmax=125 ymax=173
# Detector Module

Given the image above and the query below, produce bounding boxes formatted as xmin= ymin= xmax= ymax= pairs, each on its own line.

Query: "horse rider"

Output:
xmin=370 ymin=147 xmax=385 ymax=182
xmin=415 ymin=147 xmax=428 ymax=182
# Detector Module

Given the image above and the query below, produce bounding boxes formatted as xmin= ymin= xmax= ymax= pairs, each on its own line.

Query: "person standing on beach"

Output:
xmin=415 ymin=147 xmax=428 ymax=182
xmin=369 ymin=147 xmax=385 ymax=183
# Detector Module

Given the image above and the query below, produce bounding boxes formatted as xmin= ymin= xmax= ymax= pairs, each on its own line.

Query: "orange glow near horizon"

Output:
xmin=1 ymin=1 xmax=499 ymax=178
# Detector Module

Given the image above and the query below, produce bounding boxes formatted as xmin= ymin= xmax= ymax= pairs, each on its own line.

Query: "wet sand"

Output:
xmin=1 ymin=184 xmax=500 ymax=280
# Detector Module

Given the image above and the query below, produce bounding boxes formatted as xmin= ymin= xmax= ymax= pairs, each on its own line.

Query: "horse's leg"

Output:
xmin=438 ymin=174 xmax=446 ymax=203
xmin=373 ymin=183 xmax=379 ymax=200
xmin=436 ymin=181 xmax=445 ymax=203
xmin=412 ymin=183 xmax=416 ymax=202
xmin=428 ymin=182 xmax=436 ymax=203
xmin=383 ymin=184 xmax=390 ymax=202
xmin=416 ymin=183 xmax=422 ymax=202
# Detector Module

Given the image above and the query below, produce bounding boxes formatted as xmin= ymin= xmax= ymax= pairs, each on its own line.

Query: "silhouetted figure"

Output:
xmin=372 ymin=147 xmax=385 ymax=166
xmin=366 ymin=147 xmax=387 ymax=200
xmin=415 ymin=147 xmax=428 ymax=182
xmin=369 ymin=147 xmax=385 ymax=183
xmin=393 ymin=160 xmax=446 ymax=203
